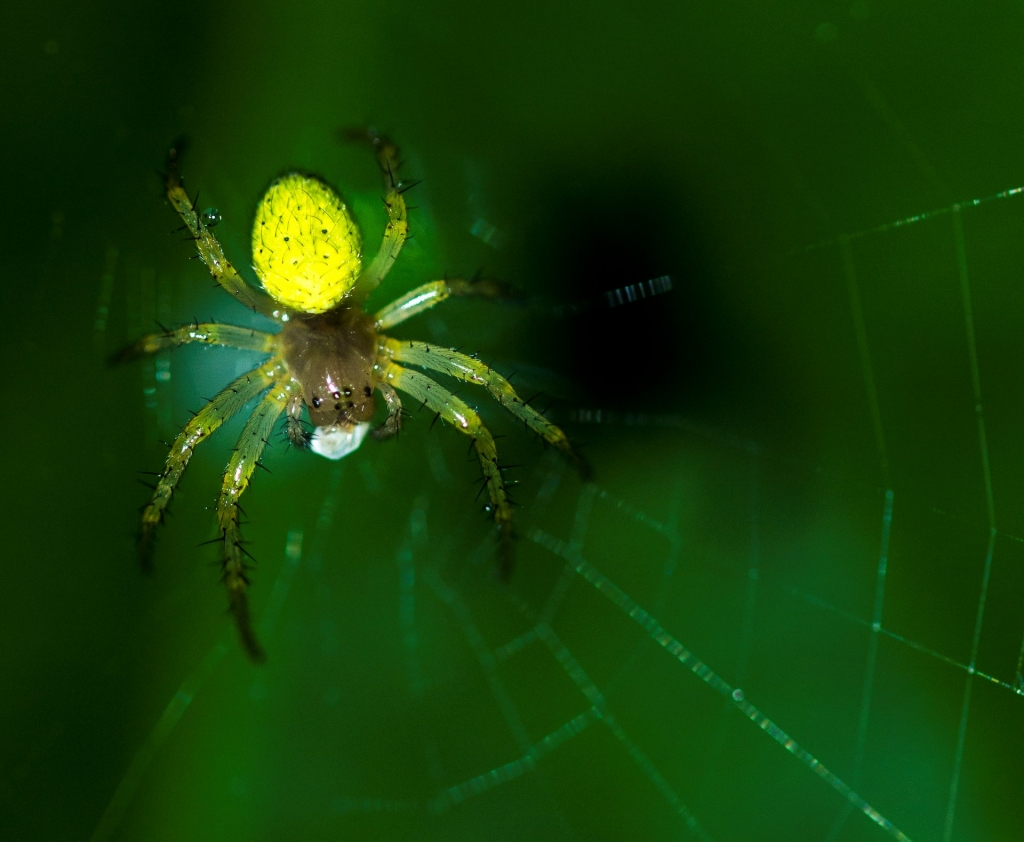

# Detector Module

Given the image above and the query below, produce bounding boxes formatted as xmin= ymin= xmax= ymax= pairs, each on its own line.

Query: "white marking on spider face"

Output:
xmin=310 ymin=422 xmax=370 ymax=460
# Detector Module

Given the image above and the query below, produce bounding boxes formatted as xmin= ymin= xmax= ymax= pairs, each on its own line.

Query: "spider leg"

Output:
xmin=371 ymin=381 xmax=403 ymax=441
xmin=381 ymin=338 xmax=589 ymax=477
xmin=216 ymin=376 xmax=298 ymax=662
xmin=382 ymin=362 xmax=516 ymax=576
xmin=283 ymin=392 xmax=311 ymax=449
xmin=110 ymin=322 xmax=278 ymax=364
xmin=139 ymin=359 xmax=286 ymax=567
xmin=373 ymin=277 xmax=511 ymax=331
xmin=345 ymin=129 xmax=409 ymax=301
xmin=165 ymin=143 xmax=280 ymax=318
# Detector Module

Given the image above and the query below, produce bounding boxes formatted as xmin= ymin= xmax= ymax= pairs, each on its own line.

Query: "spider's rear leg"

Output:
xmin=110 ymin=322 xmax=277 ymax=364
xmin=163 ymin=142 xmax=279 ymax=318
xmin=339 ymin=125 xmax=402 ymax=184
xmin=217 ymin=377 xmax=297 ymax=662
xmin=373 ymin=277 xmax=517 ymax=331
xmin=383 ymin=362 xmax=516 ymax=576
xmin=342 ymin=127 xmax=410 ymax=300
xmin=138 ymin=360 xmax=284 ymax=569
xmin=382 ymin=338 xmax=590 ymax=479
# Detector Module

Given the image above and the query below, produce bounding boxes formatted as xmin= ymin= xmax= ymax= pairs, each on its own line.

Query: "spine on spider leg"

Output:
xmin=371 ymin=385 xmax=404 ymax=441
xmin=385 ymin=337 xmax=592 ymax=480
xmin=137 ymin=451 xmax=192 ymax=571
xmin=283 ymin=416 xmax=312 ymax=449
xmin=341 ymin=126 xmax=411 ymax=301
xmin=471 ymin=435 xmax=517 ymax=579
xmin=213 ymin=379 xmax=292 ymax=662
xmin=492 ymin=379 xmax=591 ymax=480
xmin=219 ymin=505 xmax=267 ymax=663
xmin=161 ymin=140 xmax=275 ymax=316
xmin=283 ymin=398 xmax=312 ymax=449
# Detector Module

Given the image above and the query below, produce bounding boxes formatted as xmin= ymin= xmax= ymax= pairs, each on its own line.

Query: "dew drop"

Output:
xmin=201 ymin=207 xmax=222 ymax=227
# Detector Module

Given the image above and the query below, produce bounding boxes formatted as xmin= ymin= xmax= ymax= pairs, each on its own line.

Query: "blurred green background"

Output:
xmin=3 ymin=1 xmax=1024 ymax=840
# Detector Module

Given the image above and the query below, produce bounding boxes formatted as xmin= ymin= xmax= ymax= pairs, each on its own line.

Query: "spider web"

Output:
xmin=74 ymin=64 xmax=1024 ymax=841
xmin=88 ymin=163 xmax=1024 ymax=841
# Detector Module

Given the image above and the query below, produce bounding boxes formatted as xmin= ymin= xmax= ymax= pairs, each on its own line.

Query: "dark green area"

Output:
xmin=2 ymin=1 xmax=1023 ymax=839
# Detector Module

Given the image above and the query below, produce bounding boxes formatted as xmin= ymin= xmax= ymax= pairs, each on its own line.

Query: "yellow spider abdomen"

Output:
xmin=252 ymin=173 xmax=362 ymax=314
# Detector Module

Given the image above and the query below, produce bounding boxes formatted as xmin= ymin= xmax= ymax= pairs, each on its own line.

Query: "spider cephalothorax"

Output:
xmin=118 ymin=130 xmax=584 ymax=662
xmin=280 ymin=307 xmax=379 ymax=428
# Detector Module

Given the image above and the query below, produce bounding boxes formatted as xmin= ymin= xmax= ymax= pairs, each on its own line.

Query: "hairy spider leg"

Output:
xmin=382 ymin=362 xmax=516 ymax=575
xmin=165 ymin=145 xmax=280 ymax=318
xmin=350 ymin=132 xmax=409 ymax=301
xmin=283 ymin=392 xmax=311 ymax=448
xmin=112 ymin=322 xmax=278 ymax=363
xmin=372 ymin=381 xmax=403 ymax=440
xmin=382 ymin=339 xmax=588 ymax=477
xmin=374 ymin=278 xmax=508 ymax=331
xmin=216 ymin=376 xmax=299 ymax=662
xmin=139 ymin=359 xmax=286 ymax=567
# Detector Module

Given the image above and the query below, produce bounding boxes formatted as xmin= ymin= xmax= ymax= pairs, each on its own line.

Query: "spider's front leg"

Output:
xmin=372 ymin=381 xmax=404 ymax=441
xmin=217 ymin=377 xmax=298 ymax=662
xmin=382 ymin=338 xmax=589 ymax=478
xmin=283 ymin=391 xmax=311 ymax=449
xmin=382 ymin=362 xmax=517 ymax=576
xmin=138 ymin=360 xmax=284 ymax=568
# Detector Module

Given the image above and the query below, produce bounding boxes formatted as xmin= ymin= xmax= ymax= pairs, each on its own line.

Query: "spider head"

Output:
xmin=304 ymin=375 xmax=376 ymax=427
xmin=280 ymin=305 xmax=378 ymax=429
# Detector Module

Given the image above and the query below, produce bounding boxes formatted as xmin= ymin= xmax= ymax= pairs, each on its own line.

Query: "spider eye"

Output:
xmin=343 ymin=387 xmax=352 ymax=397
xmin=331 ymin=390 xmax=341 ymax=400
xmin=311 ymin=396 xmax=322 ymax=408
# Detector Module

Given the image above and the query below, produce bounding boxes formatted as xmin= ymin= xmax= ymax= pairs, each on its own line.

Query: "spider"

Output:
xmin=118 ymin=130 xmax=585 ymax=662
